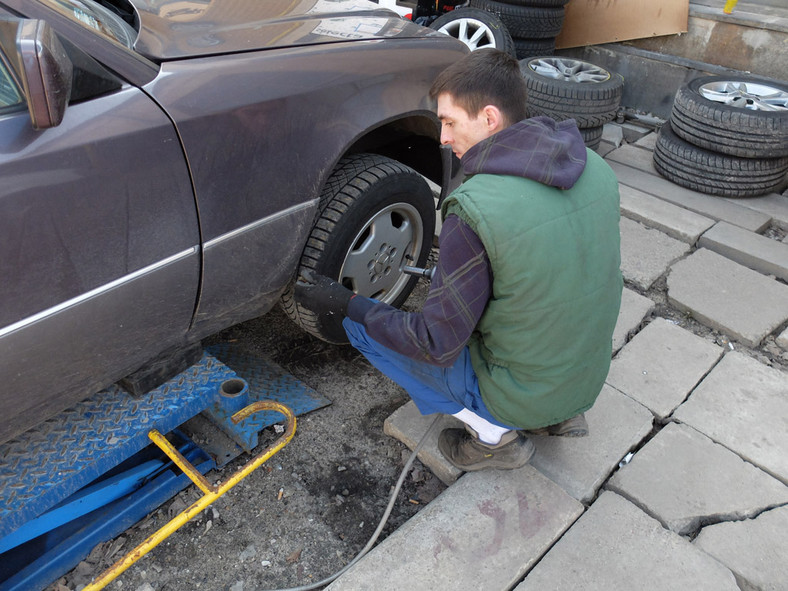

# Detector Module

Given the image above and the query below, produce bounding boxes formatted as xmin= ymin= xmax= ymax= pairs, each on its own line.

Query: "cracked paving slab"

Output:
xmin=694 ymin=505 xmax=788 ymax=591
xmin=515 ymin=491 xmax=739 ymax=591
xmin=606 ymin=422 xmax=788 ymax=536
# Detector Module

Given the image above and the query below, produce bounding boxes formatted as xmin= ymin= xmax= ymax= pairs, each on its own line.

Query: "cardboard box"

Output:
xmin=556 ymin=0 xmax=689 ymax=48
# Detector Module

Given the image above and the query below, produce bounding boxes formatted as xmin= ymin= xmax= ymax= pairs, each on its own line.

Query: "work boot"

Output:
xmin=438 ymin=426 xmax=535 ymax=471
xmin=526 ymin=413 xmax=588 ymax=437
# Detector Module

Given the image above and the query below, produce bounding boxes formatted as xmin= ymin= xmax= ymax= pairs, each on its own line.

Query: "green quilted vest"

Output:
xmin=442 ymin=149 xmax=622 ymax=429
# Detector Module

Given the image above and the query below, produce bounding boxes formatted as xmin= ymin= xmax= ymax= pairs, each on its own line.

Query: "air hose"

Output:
xmin=267 ymin=415 xmax=441 ymax=591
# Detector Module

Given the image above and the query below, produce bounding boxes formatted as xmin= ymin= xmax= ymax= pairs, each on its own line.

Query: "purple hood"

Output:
xmin=461 ymin=117 xmax=588 ymax=190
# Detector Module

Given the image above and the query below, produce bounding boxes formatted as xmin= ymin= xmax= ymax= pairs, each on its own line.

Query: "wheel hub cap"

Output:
xmin=699 ymin=81 xmax=788 ymax=112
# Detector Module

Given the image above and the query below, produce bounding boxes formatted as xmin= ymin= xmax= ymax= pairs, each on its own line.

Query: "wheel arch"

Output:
xmin=341 ymin=113 xmax=445 ymax=187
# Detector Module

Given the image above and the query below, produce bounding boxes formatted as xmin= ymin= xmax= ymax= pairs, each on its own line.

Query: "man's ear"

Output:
xmin=482 ymin=105 xmax=505 ymax=133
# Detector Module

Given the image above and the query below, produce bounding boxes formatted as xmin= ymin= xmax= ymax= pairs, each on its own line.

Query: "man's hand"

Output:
xmin=294 ymin=269 xmax=354 ymax=318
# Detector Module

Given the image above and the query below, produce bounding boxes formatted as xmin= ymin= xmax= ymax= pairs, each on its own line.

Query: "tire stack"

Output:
xmin=469 ymin=0 xmax=569 ymax=60
xmin=520 ymin=57 xmax=624 ymax=150
xmin=654 ymin=75 xmax=788 ymax=198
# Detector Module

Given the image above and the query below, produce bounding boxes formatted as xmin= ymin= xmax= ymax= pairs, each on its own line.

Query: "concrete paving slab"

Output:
xmin=674 ymin=351 xmax=788 ymax=485
xmin=606 ymin=143 xmax=657 ymax=172
xmin=529 ymin=385 xmax=653 ymax=504
xmin=699 ymin=220 xmax=788 ymax=282
xmin=694 ymin=505 xmax=788 ymax=591
xmin=620 ymin=184 xmax=715 ymax=244
xmin=606 ymin=318 xmax=723 ymax=419
xmin=383 ymin=401 xmax=463 ymax=486
xmin=634 ymin=131 xmax=658 ymax=151
xmin=607 ymin=422 xmax=788 ymax=535
xmin=723 ymin=192 xmax=788 ymax=230
xmin=515 ymin=491 xmax=739 ymax=591
xmin=608 ymin=160 xmax=771 ymax=232
xmin=667 ymin=249 xmax=788 ymax=347
xmin=601 ymin=123 xmax=624 ymax=148
xmin=620 ymin=217 xmax=690 ymax=290
xmin=612 ymin=288 xmax=655 ymax=354
xmin=777 ymin=326 xmax=788 ymax=350
xmin=618 ymin=122 xmax=653 ymax=143
xmin=327 ymin=467 xmax=584 ymax=591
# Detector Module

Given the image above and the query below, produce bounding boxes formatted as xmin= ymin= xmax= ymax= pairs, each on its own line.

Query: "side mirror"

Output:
xmin=0 ymin=18 xmax=72 ymax=129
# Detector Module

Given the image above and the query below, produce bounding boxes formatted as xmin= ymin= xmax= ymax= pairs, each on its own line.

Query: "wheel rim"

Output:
xmin=528 ymin=58 xmax=611 ymax=83
xmin=698 ymin=80 xmax=788 ymax=112
xmin=338 ymin=202 xmax=424 ymax=303
xmin=436 ymin=18 xmax=497 ymax=51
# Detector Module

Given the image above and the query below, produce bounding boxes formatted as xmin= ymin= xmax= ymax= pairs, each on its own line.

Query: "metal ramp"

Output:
xmin=0 ymin=344 xmax=330 ymax=591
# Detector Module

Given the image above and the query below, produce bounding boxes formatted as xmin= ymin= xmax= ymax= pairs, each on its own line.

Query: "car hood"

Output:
xmin=131 ymin=0 xmax=434 ymax=61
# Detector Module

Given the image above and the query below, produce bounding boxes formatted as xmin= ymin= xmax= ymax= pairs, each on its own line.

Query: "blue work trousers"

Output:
xmin=342 ymin=318 xmax=514 ymax=429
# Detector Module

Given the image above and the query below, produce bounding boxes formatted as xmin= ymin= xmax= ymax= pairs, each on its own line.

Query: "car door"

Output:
xmin=0 ymin=14 xmax=200 ymax=444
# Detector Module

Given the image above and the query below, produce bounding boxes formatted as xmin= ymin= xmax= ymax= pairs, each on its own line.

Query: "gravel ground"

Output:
xmin=45 ymin=280 xmax=441 ymax=591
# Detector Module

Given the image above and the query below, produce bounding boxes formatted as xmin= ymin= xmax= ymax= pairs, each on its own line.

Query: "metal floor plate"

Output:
xmin=0 ymin=353 xmax=238 ymax=540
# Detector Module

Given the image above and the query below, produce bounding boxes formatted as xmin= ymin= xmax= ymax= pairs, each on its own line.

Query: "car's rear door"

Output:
xmin=0 ymin=12 xmax=200 ymax=444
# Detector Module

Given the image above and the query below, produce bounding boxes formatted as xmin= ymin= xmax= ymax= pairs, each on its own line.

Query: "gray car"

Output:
xmin=0 ymin=0 xmax=466 ymax=444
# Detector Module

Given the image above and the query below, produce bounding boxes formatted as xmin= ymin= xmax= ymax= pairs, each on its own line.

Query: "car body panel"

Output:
xmin=0 ymin=82 xmax=200 ymax=443
xmin=129 ymin=0 xmax=436 ymax=61
xmin=0 ymin=0 xmax=467 ymax=444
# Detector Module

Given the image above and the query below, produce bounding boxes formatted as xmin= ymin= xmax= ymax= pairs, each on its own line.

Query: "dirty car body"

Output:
xmin=0 ymin=0 xmax=466 ymax=444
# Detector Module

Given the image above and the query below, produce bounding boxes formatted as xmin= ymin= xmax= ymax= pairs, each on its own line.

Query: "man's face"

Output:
xmin=437 ymin=93 xmax=497 ymax=159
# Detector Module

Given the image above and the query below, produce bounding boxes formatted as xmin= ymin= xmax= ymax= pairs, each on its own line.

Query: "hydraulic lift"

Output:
xmin=0 ymin=344 xmax=330 ymax=591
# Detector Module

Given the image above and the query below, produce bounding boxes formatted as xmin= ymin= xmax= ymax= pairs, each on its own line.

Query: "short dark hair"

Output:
xmin=429 ymin=49 xmax=528 ymax=126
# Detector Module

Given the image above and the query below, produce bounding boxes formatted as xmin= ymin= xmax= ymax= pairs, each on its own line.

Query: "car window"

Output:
xmin=42 ymin=0 xmax=136 ymax=48
xmin=0 ymin=57 xmax=23 ymax=115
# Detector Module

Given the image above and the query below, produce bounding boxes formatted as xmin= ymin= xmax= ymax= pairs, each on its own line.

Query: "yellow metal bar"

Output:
xmin=83 ymin=400 xmax=296 ymax=591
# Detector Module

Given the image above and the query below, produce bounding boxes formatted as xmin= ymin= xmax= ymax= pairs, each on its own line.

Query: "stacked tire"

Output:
xmin=654 ymin=75 xmax=788 ymax=198
xmin=469 ymin=0 xmax=569 ymax=60
xmin=521 ymin=57 xmax=624 ymax=150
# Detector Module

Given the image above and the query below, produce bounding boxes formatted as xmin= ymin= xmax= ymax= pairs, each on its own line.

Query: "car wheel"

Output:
xmin=670 ymin=75 xmax=788 ymax=158
xmin=653 ymin=121 xmax=788 ymax=198
xmin=521 ymin=57 xmax=623 ymax=128
xmin=580 ymin=125 xmax=603 ymax=150
xmin=495 ymin=0 xmax=569 ymax=6
xmin=513 ymin=37 xmax=555 ymax=60
xmin=469 ymin=0 xmax=565 ymax=39
xmin=430 ymin=7 xmax=516 ymax=57
xmin=282 ymin=154 xmax=436 ymax=343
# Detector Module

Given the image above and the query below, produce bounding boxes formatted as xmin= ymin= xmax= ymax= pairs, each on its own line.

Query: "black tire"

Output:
xmin=521 ymin=57 xmax=623 ymax=127
xmin=430 ymin=8 xmax=516 ymax=57
xmin=653 ymin=121 xmax=788 ymax=198
xmin=580 ymin=125 xmax=603 ymax=150
xmin=670 ymin=75 xmax=788 ymax=158
xmin=282 ymin=154 xmax=436 ymax=343
xmin=469 ymin=0 xmax=564 ymax=39
xmin=513 ymin=37 xmax=555 ymax=60
xmin=496 ymin=0 xmax=569 ymax=6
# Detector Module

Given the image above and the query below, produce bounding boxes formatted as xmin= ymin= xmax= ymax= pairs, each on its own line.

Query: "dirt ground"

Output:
xmin=46 ymin=280 xmax=441 ymax=591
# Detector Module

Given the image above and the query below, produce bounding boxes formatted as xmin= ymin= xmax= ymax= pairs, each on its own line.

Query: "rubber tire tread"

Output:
xmin=281 ymin=154 xmax=434 ymax=343
xmin=469 ymin=0 xmax=565 ymax=38
xmin=580 ymin=125 xmax=603 ymax=150
xmin=495 ymin=0 xmax=569 ymax=6
xmin=521 ymin=58 xmax=623 ymax=127
xmin=512 ymin=38 xmax=555 ymax=60
xmin=653 ymin=121 xmax=788 ymax=198
xmin=431 ymin=7 xmax=516 ymax=57
xmin=670 ymin=75 xmax=788 ymax=158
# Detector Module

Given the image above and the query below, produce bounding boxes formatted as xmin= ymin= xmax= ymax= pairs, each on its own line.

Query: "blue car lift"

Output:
xmin=0 ymin=344 xmax=330 ymax=591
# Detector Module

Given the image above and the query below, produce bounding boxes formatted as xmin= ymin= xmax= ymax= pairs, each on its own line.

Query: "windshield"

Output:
xmin=43 ymin=0 xmax=136 ymax=48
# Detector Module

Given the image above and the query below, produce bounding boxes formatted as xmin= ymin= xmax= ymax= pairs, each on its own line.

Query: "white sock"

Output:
xmin=452 ymin=408 xmax=512 ymax=445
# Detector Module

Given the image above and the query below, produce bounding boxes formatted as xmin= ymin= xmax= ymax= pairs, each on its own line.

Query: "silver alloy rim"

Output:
xmin=339 ymin=202 xmax=424 ymax=302
xmin=699 ymin=80 xmax=788 ymax=112
xmin=528 ymin=57 xmax=611 ymax=83
xmin=436 ymin=18 xmax=497 ymax=51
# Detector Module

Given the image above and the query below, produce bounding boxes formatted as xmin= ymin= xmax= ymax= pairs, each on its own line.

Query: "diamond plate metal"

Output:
xmin=205 ymin=344 xmax=331 ymax=451
xmin=0 ymin=353 xmax=237 ymax=539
